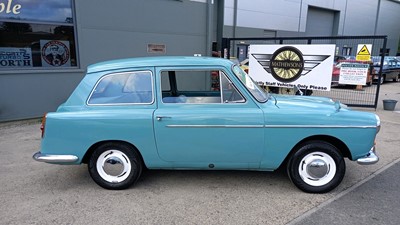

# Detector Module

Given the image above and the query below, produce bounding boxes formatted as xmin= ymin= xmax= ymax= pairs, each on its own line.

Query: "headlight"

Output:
xmin=375 ymin=114 xmax=381 ymax=133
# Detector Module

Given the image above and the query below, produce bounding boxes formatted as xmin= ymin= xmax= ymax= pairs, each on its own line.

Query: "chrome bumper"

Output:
xmin=33 ymin=152 xmax=79 ymax=163
xmin=357 ymin=147 xmax=379 ymax=165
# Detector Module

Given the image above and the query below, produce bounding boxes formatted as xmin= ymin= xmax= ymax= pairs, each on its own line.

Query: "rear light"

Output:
xmin=40 ymin=113 xmax=47 ymax=138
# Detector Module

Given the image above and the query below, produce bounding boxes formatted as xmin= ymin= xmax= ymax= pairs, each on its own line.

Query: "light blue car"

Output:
xmin=33 ymin=56 xmax=380 ymax=193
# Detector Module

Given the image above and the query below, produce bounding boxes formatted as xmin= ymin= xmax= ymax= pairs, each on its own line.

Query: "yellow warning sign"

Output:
xmin=356 ymin=44 xmax=372 ymax=61
xmin=357 ymin=45 xmax=370 ymax=55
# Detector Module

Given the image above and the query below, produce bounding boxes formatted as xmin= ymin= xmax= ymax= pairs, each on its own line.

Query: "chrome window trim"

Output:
xmin=86 ymin=70 xmax=155 ymax=106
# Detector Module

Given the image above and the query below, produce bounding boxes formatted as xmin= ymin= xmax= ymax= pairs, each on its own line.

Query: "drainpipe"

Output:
xmin=374 ymin=0 xmax=381 ymax=35
xmin=216 ymin=0 xmax=224 ymax=52
xmin=298 ymin=0 xmax=303 ymax=32
xmin=232 ymin=0 xmax=238 ymax=58
xmin=206 ymin=0 xmax=213 ymax=56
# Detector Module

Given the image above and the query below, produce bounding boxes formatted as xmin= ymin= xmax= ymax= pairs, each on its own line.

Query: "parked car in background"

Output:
xmin=371 ymin=56 xmax=400 ymax=84
xmin=331 ymin=59 xmax=374 ymax=86
xmin=33 ymin=56 xmax=380 ymax=193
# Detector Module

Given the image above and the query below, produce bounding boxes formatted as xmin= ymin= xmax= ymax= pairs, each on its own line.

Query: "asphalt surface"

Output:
xmin=0 ymin=82 xmax=399 ymax=225
xmin=290 ymin=160 xmax=400 ymax=225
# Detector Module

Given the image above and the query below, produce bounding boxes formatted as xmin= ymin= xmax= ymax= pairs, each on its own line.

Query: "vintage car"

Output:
xmin=372 ymin=56 xmax=400 ymax=84
xmin=33 ymin=56 xmax=380 ymax=193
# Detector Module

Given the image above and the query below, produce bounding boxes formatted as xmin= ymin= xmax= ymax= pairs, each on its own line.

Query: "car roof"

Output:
xmin=87 ymin=56 xmax=234 ymax=74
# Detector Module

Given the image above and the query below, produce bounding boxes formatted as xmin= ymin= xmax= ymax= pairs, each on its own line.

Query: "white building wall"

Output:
xmin=225 ymin=0 xmax=346 ymax=32
xmin=224 ymin=0 xmax=400 ymax=55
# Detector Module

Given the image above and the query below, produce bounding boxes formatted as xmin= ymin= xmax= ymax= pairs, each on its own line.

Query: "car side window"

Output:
xmin=88 ymin=71 xmax=153 ymax=105
xmin=161 ymin=69 xmax=245 ymax=104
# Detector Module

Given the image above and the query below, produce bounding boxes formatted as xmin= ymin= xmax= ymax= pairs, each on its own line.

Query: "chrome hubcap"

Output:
xmin=307 ymin=159 xmax=328 ymax=179
xmin=103 ymin=156 xmax=125 ymax=176
xmin=96 ymin=150 xmax=131 ymax=183
xmin=299 ymin=152 xmax=336 ymax=186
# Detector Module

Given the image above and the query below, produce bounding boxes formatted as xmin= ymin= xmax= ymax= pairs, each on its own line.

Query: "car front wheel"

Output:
xmin=88 ymin=142 xmax=142 ymax=190
xmin=287 ymin=141 xmax=345 ymax=193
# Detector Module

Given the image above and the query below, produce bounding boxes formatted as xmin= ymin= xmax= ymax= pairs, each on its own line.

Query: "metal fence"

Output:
xmin=221 ymin=35 xmax=387 ymax=108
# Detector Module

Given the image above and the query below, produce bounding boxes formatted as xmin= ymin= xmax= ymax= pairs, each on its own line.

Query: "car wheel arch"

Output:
xmin=278 ymin=135 xmax=352 ymax=169
xmin=82 ymin=140 xmax=146 ymax=168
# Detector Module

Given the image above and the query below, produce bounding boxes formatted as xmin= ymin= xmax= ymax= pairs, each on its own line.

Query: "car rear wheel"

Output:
xmin=287 ymin=141 xmax=345 ymax=193
xmin=88 ymin=142 xmax=142 ymax=190
xmin=394 ymin=75 xmax=400 ymax=82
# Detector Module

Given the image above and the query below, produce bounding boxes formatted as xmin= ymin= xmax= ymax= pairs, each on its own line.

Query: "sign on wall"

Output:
xmin=249 ymin=45 xmax=335 ymax=91
xmin=0 ymin=47 xmax=32 ymax=67
xmin=356 ymin=44 xmax=372 ymax=61
xmin=147 ymin=44 xmax=166 ymax=54
xmin=40 ymin=40 xmax=71 ymax=67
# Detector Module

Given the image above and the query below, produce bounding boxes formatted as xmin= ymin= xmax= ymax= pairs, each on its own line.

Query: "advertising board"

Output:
xmin=249 ymin=45 xmax=335 ymax=91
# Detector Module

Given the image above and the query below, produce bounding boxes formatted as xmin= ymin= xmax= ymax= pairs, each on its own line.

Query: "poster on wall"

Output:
xmin=40 ymin=40 xmax=71 ymax=67
xmin=249 ymin=45 xmax=335 ymax=91
xmin=0 ymin=47 xmax=33 ymax=67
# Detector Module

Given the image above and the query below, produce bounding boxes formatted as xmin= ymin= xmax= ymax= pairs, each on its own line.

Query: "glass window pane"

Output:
xmin=0 ymin=0 xmax=73 ymax=24
xmin=220 ymin=71 xmax=245 ymax=103
xmin=0 ymin=22 xmax=77 ymax=68
xmin=88 ymin=71 xmax=153 ymax=105
xmin=160 ymin=69 xmax=245 ymax=104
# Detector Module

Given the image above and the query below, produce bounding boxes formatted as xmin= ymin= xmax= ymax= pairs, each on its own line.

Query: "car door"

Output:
xmin=153 ymin=67 xmax=264 ymax=169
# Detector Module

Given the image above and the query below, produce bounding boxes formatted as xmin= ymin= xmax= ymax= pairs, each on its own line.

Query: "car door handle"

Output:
xmin=156 ymin=116 xmax=171 ymax=121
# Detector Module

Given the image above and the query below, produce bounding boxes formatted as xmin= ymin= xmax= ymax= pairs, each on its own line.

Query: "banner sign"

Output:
xmin=40 ymin=40 xmax=71 ymax=67
xmin=249 ymin=45 xmax=335 ymax=91
xmin=339 ymin=63 xmax=369 ymax=85
xmin=0 ymin=47 xmax=32 ymax=67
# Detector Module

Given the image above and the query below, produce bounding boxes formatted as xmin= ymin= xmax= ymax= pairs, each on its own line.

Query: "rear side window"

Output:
xmin=88 ymin=71 xmax=153 ymax=105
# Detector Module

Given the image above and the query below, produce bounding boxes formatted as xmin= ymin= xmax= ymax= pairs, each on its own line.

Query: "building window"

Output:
xmin=342 ymin=47 xmax=352 ymax=56
xmin=0 ymin=0 xmax=77 ymax=69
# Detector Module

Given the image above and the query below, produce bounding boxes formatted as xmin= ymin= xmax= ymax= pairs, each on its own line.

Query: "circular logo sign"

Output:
xmin=41 ymin=41 xmax=70 ymax=67
xmin=270 ymin=46 xmax=304 ymax=82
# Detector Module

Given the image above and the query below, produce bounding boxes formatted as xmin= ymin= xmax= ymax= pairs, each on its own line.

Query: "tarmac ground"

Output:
xmin=0 ymin=82 xmax=399 ymax=225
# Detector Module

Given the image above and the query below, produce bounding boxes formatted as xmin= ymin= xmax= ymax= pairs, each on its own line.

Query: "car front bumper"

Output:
xmin=33 ymin=151 xmax=79 ymax=163
xmin=357 ymin=147 xmax=379 ymax=165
